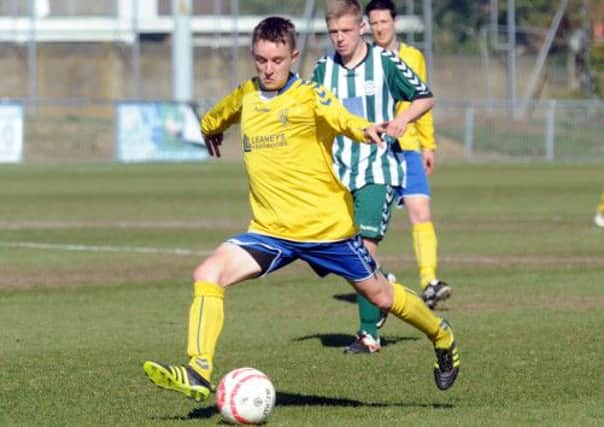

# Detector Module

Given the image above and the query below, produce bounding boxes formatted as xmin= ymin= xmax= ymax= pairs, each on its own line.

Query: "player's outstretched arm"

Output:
xmin=387 ymin=96 xmax=434 ymax=139
xmin=314 ymin=83 xmax=388 ymax=146
xmin=363 ymin=122 xmax=389 ymax=148
xmin=200 ymin=83 xmax=247 ymax=157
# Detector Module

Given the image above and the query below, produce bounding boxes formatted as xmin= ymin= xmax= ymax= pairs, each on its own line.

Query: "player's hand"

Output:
xmin=422 ymin=149 xmax=435 ymax=176
xmin=386 ymin=117 xmax=408 ymax=139
xmin=203 ymin=133 xmax=223 ymax=158
xmin=364 ymin=122 xmax=388 ymax=148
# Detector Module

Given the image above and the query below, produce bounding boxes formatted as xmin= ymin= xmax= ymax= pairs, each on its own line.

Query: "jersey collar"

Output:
xmin=255 ymin=73 xmax=299 ymax=96
xmin=277 ymin=73 xmax=299 ymax=95
xmin=334 ymin=42 xmax=371 ymax=71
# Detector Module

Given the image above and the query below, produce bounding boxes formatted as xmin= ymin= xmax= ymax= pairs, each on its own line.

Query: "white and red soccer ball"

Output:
xmin=217 ymin=368 xmax=276 ymax=425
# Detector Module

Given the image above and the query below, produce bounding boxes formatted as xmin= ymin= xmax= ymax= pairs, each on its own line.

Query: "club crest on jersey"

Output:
xmin=278 ymin=109 xmax=289 ymax=125
xmin=364 ymin=81 xmax=376 ymax=96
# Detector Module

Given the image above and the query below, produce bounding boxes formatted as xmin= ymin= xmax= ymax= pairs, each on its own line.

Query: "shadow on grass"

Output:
xmin=334 ymin=292 xmax=451 ymax=312
xmin=333 ymin=292 xmax=358 ymax=303
xmin=185 ymin=391 xmax=453 ymax=420
xmin=293 ymin=332 xmax=419 ymax=349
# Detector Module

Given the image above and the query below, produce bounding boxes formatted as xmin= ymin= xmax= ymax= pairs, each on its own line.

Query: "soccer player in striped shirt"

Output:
xmin=366 ymin=1 xmax=452 ymax=308
xmin=142 ymin=16 xmax=459 ymax=401
xmin=313 ymin=0 xmax=440 ymax=354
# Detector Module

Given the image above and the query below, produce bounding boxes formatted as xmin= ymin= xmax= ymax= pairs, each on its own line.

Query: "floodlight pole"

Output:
xmin=230 ymin=0 xmax=240 ymax=89
xmin=423 ymin=0 xmax=433 ymax=86
xmin=518 ymin=0 xmax=567 ymax=117
xmin=296 ymin=0 xmax=316 ymax=76
xmin=406 ymin=0 xmax=415 ymax=45
xmin=172 ymin=0 xmax=193 ymax=102
xmin=507 ymin=0 xmax=517 ymax=117
xmin=131 ymin=0 xmax=141 ymax=99
xmin=28 ymin=0 xmax=37 ymax=114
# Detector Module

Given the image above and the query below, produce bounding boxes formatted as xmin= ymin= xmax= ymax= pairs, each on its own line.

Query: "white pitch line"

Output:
xmin=1 ymin=241 xmax=600 ymax=266
xmin=0 ymin=241 xmax=211 ymax=257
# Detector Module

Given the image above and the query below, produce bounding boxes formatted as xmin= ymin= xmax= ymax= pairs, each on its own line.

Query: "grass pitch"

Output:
xmin=0 ymin=162 xmax=603 ymax=426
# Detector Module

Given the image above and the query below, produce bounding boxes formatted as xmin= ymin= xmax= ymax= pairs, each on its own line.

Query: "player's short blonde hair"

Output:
xmin=325 ymin=0 xmax=363 ymax=23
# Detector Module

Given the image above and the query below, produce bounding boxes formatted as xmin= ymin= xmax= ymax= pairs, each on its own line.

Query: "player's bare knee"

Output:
xmin=361 ymin=284 xmax=392 ymax=311
xmin=192 ymin=256 xmax=225 ymax=285
xmin=370 ymin=292 xmax=392 ymax=311
xmin=408 ymin=203 xmax=432 ymax=224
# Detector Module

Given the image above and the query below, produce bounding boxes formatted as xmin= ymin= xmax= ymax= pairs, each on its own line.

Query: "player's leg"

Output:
xmin=352 ymin=275 xmax=459 ymax=390
xmin=346 ymin=184 xmax=394 ymax=354
xmin=186 ymin=241 xmax=265 ymax=382
xmin=402 ymin=150 xmax=451 ymax=308
xmin=144 ymin=233 xmax=295 ymax=401
xmin=304 ymin=236 xmax=459 ymax=390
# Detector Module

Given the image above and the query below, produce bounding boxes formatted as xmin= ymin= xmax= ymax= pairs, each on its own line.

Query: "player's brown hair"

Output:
xmin=252 ymin=16 xmax=297 ymax=51
xmin=365 ymin=0 xmax=397 ymax=19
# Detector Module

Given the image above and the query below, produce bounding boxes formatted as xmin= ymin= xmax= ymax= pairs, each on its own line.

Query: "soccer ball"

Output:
xmin=217 ymin=367 xmax=276 ymax=425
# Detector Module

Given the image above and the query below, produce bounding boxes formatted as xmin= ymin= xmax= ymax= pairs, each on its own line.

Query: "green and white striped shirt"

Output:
xmin=312 ymin=43 xmax=432 ymax=191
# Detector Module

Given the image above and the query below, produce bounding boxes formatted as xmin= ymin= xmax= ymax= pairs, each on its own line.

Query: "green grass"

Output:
xmin=1 ymin=162 xmax=603 ymax=426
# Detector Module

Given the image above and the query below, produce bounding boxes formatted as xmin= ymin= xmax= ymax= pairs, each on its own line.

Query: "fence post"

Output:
xmin=545 ymin=99 xmax=556 ymax=161
xmin=464 ymin=103 xmax=475 ymax=160
xmin=28 ymin=0 xmax=37 ymax=115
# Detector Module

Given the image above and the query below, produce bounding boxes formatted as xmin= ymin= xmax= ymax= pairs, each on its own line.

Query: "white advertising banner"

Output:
xmin=115 ymin=102 xmax=208 ymax=163
xmin=0 ymin=103 xmax=24 ymax=164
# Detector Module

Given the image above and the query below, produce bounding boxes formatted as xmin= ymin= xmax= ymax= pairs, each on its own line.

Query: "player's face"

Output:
xmin=327 ymin=14 xmax=365 ymax=60
xmin=368 ymin=9 xmax=396 ymax=49
xmin=252 ymin=39 xmax=299 ymax=91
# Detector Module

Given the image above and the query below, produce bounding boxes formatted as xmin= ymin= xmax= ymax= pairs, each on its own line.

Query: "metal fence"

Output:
xmin=3 ymin=98 xmax=599 ymax=164
xmin=436 ymin=99 xmax=604 ymax=163
xmin=0 ymin=1 xmax=601 ymax=164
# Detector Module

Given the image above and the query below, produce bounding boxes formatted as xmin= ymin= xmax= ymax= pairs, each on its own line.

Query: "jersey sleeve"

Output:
xmin=381 ymin=50 xmax=433 ymax=102
xmin=312 ymin=83 xmax=370 ymax=143
xmin=201 ymin=81 xmax=247 ymax=135
xmin=310 ymin=57 xmax=327 ymax=85
xmin=404 ymin=50 xmax=436 ymax=150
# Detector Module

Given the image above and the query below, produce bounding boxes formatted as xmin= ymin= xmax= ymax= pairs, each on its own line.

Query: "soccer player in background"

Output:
xmin=142 ymin=16 xmax=460 ymax=401
xmin=312 ymin=0 xmax=439 ymax=354
xmin=366 ymin=0 xmax=451 ymax=309
xmin=595 ymin=193 xmax=604 ymax=227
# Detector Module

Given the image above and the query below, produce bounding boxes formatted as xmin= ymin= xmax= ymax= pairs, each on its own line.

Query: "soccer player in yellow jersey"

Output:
xmin=142 ymin=16 xmax=459 ymax=401
xmin=595 ymin=193 xmax=604 ymax=227
xmin=366 ymin=0 xmax=452 ymax=309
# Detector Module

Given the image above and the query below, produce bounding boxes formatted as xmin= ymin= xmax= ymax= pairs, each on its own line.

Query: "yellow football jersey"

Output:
xmin=202 ymin=76 xmax=372 ymax=242
xmin=396 ymin=43 xmax=436 ymax=151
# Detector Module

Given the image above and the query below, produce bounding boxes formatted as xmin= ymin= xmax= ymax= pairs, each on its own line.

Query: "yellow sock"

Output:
xmin=390 ymin=282 xmax=452 ymax=348
xmin=598 ymin=193 xmax=604 ymax=213
xmin=187 ymin=281 xmax=224 ymax=382
xmin=413 ymin=222 xmax=438 ymax=289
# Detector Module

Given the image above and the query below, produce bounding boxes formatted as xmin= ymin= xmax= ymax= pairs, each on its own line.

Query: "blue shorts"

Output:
xmin=394 ymin=150 xmax=431 ymax=206
xmin=227 ymin=233 xmax=378 ymax=282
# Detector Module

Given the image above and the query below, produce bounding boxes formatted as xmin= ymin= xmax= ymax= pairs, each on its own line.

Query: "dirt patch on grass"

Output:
xmin=0 ymin=257 xmax=195 ymax=290
xmin=1 ymin=251 xmax=601 ymax=290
